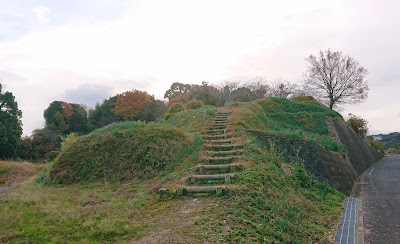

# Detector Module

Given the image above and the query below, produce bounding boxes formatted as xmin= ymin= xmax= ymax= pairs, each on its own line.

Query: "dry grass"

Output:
xmin=0 ymin=161 xmax=38 ymax=184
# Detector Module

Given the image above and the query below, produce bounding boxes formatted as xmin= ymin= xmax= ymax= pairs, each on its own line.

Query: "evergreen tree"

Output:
xmin=0 ymin=84 xmax=23 ymax=158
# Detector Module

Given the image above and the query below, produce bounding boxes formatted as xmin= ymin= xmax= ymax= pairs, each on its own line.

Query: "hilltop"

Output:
xmin=1 ymin=97 xmax=383 ymax=243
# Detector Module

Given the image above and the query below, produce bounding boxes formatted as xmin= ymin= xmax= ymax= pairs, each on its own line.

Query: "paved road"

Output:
xmin=357 ymin=155 xmax=400 ymax=243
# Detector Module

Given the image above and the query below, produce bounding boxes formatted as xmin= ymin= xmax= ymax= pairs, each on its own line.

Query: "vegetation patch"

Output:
xmin=51 ymin=122 xmax=195 ymax=184
xmin=50 ymin=106 xmax=217 ymax=184
xmin=230 ymin=97 xmax=345 ymax=151
xmin=0 ymin=161 xmax=37 ymax=183
xmin=204 ymin=134 xmax=345 ymax=243
xmin=1 ymin=102 xmax=346 ymax=243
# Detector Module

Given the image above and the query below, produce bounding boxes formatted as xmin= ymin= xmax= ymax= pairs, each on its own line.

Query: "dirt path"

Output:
xmin=354 ymin=154 xmax=400 ymax=243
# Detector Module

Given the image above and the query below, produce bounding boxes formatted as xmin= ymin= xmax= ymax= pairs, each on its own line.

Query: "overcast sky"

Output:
xmin=1 ymin=0 xmax=399 ymax=135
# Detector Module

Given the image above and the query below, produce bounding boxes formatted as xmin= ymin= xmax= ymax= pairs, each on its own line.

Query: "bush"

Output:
xmin=45 ymin=151 xmax=60 ymax=160
xmin=346 ymin=113 xmax=368 ymax=139
xmin=167 ymin=102 xmax=185 ymax=114
xmin=61 ymin=133 xmax=78 ymax=152
xmin=185 ymin=99 xmax=204 ymax=110
xmin=368 ymin=139 xmax=384 ymax=152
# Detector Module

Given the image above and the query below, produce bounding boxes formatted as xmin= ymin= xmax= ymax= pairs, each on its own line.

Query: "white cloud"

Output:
xmin=32 ymin=6 xmax=52 ymax=24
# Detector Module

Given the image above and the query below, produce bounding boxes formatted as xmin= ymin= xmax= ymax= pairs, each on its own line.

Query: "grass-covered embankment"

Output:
xmin=51 ymin=106 xmax=217 ymax=184
xmin=231 ymin=96 xmax=345 ymax=152
xmin=0 ymin=101 xmax=346 ymax=243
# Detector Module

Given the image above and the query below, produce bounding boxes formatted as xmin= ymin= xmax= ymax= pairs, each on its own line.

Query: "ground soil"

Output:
xmin=130 ymin=197 xmax=223 ymax=243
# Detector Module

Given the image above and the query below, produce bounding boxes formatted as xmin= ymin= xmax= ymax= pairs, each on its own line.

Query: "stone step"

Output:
xmin=207 ymin=121 xmax=228 ymax=127
xmin=206 ymin=150 xmax=244 ymax=156
xmin=196 ymin=163 xmax=244 ymax=173
xmin=204 ymin=143 xmax=243 ymax=150
xmin=205 ymin=127 xmax=227 ymax=131
xmin=207 ymin=125 xmax=228 ymax=129
xmin=190 ymin=174 xmax=234 ymax=183
xmin=209 ymin=120 xmax=228 ymax=124
xmin=205 ymin=125 xmax=227 ymax=130
xmin=202 ymin=129 xmax=227 ymax=135
xmin=211 ymin=118 xmax=229 ymax=122
xmin=178 ymin=186 xmax=230 ymax=195
xmin=202 ymin=133 xmax=232 ymax=140
xmin=203 ymin=139 xmax=233 ymax=144
xmin=205 ymin=156 xmax=242 ymax=164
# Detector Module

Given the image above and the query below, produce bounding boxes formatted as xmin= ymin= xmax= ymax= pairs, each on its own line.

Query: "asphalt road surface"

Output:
xmin=357 ymin=154 xmax=400 ymax=243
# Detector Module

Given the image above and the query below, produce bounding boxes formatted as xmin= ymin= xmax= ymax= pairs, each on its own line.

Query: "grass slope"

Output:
xmin=231 ymin=97 xmax=345 ymax=152
xmin=0 ymin=102 xmax=345 ymax=243
xmin=51 ymin=106 xmax=217 ymax=184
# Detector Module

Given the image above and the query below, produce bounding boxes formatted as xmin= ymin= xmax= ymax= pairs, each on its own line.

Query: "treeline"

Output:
xmin=17 ymin=90 xmax=167 ymax=160
xmin=2 ymin=78 xmax=303 ymax=161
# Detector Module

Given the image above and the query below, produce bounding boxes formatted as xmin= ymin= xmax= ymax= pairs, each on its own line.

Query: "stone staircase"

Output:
xmin=176 ymin=108 xmax=244 ymax=196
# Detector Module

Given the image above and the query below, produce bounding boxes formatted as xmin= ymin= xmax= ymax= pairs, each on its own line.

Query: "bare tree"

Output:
xmin=270 ymin=78 xmax=297 ymax=98
xmin=303 ymin=49 xmax=369 ymax=110
xmin=244 ymin=77 xmax=270 ymax=99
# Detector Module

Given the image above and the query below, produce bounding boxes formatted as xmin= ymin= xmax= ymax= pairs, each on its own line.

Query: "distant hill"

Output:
xmin=377 ymin=132 xmax=400 ymax=149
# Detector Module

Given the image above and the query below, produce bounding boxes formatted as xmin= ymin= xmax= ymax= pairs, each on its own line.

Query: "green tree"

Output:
xmin=31 ymin=128 xmax=62 ymax=159
xmin=189 ymin=82 xmax=217 ymax=105
xmin=230 ymin=87 xmax=256 ymax=102
xmin=0 ymin=84 xmax=22 ymax=158
xmin=16 ymin=136 xmax=34 ymax=160
xmin=44 ymin=101 xmax=88 ymax=134
xmin=68 ymin=104 xmax=88 ymax=134
xmin=88 ymin=95 xmax=118 ymax=130
xmin=164 ymin=82 xmax=192 ymax=100
xmin=136 ymin=99 xmax=167 ymax=122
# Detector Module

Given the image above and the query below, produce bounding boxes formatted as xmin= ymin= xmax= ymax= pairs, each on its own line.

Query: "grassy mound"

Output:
xmin=291 ymin=95 xmax=325 ymax=106
xmin=1 ymin=102 xmax=346 ymax=243
xmin=51 ymin=122 xmax=199 ymax=184
xmin=0 ymin=161 xmax=37 ymax=183
xmin=50 ymin=106 xmax=217 ymax=184
xmin=231 ymin=97 xmax=345 ymax=151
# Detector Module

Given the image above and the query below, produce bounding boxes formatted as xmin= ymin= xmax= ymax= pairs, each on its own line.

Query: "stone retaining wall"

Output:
xmin=248 ymin=118 xmax=383 ymax=195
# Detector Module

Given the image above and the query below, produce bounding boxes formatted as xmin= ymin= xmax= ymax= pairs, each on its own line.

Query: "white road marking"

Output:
xmin=369 ymin=168 xmax=375 ymax=176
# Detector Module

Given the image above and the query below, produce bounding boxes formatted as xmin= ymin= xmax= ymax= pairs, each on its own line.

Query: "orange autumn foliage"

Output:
xmin=113 ymin=90 xmax=152 ymax=121
xmin=166 ymin=93 xmax=190 ymax=110
xmin=61 ymin=102 xmax=74 ymax=120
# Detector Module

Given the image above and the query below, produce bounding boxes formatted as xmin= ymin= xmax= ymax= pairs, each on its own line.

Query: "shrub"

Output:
xmin=61 ymin=133 xmax=78 ymax=152
xmin=167 ymin=102 xmax=185 ymax=114
xmin=185 ymin=99 xmax=204 ymax=110
xmin=368 ymin=139 xmax=384 ymax=152
xmin=346 ymin=113 xmax=368 ymax=139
